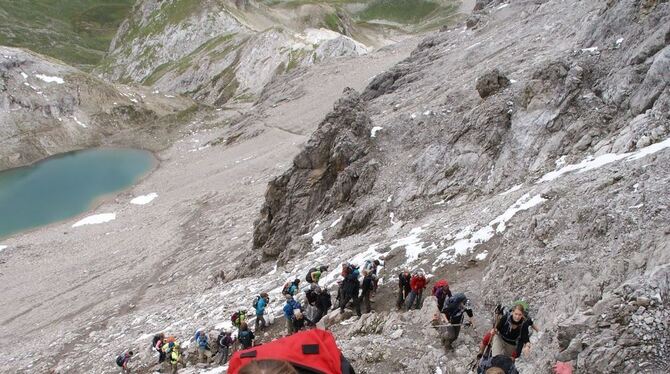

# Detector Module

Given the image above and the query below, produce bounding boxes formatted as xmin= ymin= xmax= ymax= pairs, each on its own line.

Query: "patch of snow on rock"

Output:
xmin=72 ymin=213 xmax=116 ymax=227
xmin=130 ymin=193 xmax=158 ymax=205
xmin=35 ymin=74 xmax=64 ymax=84
xmin=312 ymin=230 xmax=324 ymax=246
xmin=499 ymin=184 xmax=523 ymax=196
xmin=370 ymin=126 xmax=383 ymax=138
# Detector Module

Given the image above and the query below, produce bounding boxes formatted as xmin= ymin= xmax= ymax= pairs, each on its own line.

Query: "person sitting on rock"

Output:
xmin=397 ymin=270 xmax=412 ymax=310
xmin=406 ymin=270 xmax=428 ymax=310
xmin=339 ymin=263 xmax=361 ymax=317
xmin=490 ymin=304 xmax=531 ymax=360
xmin=283 ymin=295 xmax=302 ymax=335
xmin=442 ymin=292 xmax=474 ymax=349
xmin=360 ymin=269 xmax=375 ymax=314
xmin=238 ymin=322 xmax=255 ymax=349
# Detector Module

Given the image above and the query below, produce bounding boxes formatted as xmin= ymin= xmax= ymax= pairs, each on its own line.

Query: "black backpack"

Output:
xmin=115 ymin=354 xmax=125 ymax=367
xmin=239 ymin=330 xmax=252 ymax=347
xmin=305 ymin=267 xmax=317 ymax=283
xmin=252 ymin=295 xmax=261 ymax=309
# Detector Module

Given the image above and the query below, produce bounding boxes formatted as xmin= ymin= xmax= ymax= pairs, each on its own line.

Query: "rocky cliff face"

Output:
xmin=0 ymin=47 xmax=194 ymax=170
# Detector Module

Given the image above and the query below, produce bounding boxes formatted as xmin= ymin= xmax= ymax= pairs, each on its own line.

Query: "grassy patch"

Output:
xmin=0 ymin=0 xmax=133 ymax=69
xmin=358 ymin=0 xmax=440 ymax=24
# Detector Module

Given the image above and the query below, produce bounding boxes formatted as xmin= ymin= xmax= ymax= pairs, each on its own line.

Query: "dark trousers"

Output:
xmin=397 ymin=288 xmax=410 ymax=309
xmin=360 ymin=293 xmax=371 ymax=314
xmin=217 ymin=346 xmax=230 ymax=364
xmin=340 ymin=292 xmax=361 ymax=316
xmin=158 ymin=349 xmax=166 ymax=363
xmin=255 ymin=314 xmax=266 ymax=331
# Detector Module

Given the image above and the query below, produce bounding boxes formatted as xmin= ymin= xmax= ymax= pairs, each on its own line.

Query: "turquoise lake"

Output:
xmin=0 ymin=148 xmax=156 ymax=238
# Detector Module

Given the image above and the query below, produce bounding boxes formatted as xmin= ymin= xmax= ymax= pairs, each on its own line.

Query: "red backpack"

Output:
xmin=227 ymin=329 xmax=355 ymax=374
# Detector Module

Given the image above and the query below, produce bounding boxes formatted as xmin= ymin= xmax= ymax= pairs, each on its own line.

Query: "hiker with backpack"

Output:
xmin=217 ymin=329 xmax=234 ymax=365
xmin=432 ymin=279 xmax=452 ymax=311
xmin=282 ymin=278 xmax=301 ymax=297
xmin=195 ymin=329 xmax=213 ymax=364
xmin=163 ymin=340 xmax=183 ymax=374
xmin=231 ymin=309 xmax=248 ymax=334
xmin=363 ymin=259 xmax=382 ymax=295
xmin=238 ymin=322 xmax=256 ymax=349
xmin=115 ymin=350 xmax=133 ymax=374
xmin=490 ymin=304 xmax=532 ymax=360
xmin=315 ymin=286 xmax=332 ymax=317
xmin=283 ymin=294 xmax=303 ymax=335
xmin=339 ymin=263 xmax=361 ymax=317
xmin=305 ymin=265 xmax=329 ymax=284
xmin=442 ymin=292 xmax=474 ymax=349
xmin=397 ymin=270 xmax=412 ymax=310
xmin=151 ymin=333 xmax=166 ymax=364
xmin=406 ymin=270 xmax=428 ymax=310
xmin=253 ymin=292 xmax=270 ymax=331
xmin=360 ymin=269 xmax=375 ymax=314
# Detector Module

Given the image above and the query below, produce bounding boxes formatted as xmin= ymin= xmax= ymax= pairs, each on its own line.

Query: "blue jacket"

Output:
xmin=256 ymin=297 xmax=267 ymax=316
xmin=288 ymin=284 xmax=299 ymax=296
xmin=283 ymin=299 xmax=301 ymax=319
xmin=197 ymin=334 xmax=208 ymax=349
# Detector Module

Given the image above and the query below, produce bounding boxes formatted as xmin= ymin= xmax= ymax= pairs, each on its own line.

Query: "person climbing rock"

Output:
xmin=282 ymin=278 xmax=301 ymax=297
xmin=397 ymin=270 xmax=412 ymax=310
xmin=363 ymin=259 xmax=382 ymax=295
xmin=406 ymin=270 xmax=428 ymax=310
xmin=339 ymin=263 xmax=361 ymax=316
xmin=305 ymin=282 xmax=319 ymax=305
xmin=491 ymin=304 xmax=532 ymax=360
xmin=115 ymin=350 xmax=133 ymax=374
xmin=442 ymin=292 xmax=474 ymax=349
xmin=305 ymin=265 xmax=329 ymax=284
xmin=315 ymin=286 xmax=333 ymax=317
xmin=432 ymin=279 xmax=452 ymax=311
xmin=195 ymin=329 xmax=213 ymax=364
xmin=238 ymin=322 xmax=256 ymax=349
xmin=283 ymin=294 xmax=302 ymax=335
xmin=151 ymin=333 xmax=165 ymax=364
xmin=164 ymin=341 xmax=183 ymax=374
xmin=254 ymin=292 xmax=270 ymax=331
xmin=217 ymin=329 xmax=234 ymax=365
xmin=360 ymin=269 xmax=375 ymax=314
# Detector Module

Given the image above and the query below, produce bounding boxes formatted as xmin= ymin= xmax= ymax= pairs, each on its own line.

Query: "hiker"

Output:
xmin=406 ymin=270 xmax=428 ymax=310
xmin=397 ymin=270 xmax=412 ymax=310
xmin=283 ymin=295 xmax=302 ymax=335
xmin=305 ymin=283 xmax=319 ymax=305
xmin=363 ymin=259 xmax=382 ymax=295
xmin=254 ymin=292 xmax=270 ymax=331
xmin=339 ymin=263 xmax=361 ymax=316
xmin=305 ymin=265 xmax=329 ymax=284
xmin=315 ymin=286 xmax=333 ymax=317
xmin=152 ymin=333 xmax=166 ymax=364
xmin=115 ymin=350 xmax=133 ymax=374
xmin=163 ymin=341 xmax=183 ymax=374
xmin=195 ymin=329 xmax=213 ymax=364
xmin=479 ymin=355 xmax=519 ymax=374
xmin=442 ymin=292 xmax=474 ymax=348
xmin=232 ymin=309 xmax=248 ymax=334
xmin=432 ymin=279 xmax=452 ymax=311
xmin=238 ymin=322 xmax=256 ymax=349
xmin=360 ymin=269 xmax=375 ymax=314
xmin=491 ymin=304 xmax=532 ymax=360
xmin=303 ymin=301 xmax=322 ymax=327
xmin=217 ymin=329 xmax=234 ymax=365
xmin=282 ymin=278 xmax=301 ymax=297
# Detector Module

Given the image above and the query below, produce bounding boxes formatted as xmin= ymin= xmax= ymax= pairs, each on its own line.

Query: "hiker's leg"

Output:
xmin=415 ymin=289 xmax=423 ymax=309
xmin=255 ymin=316 xmax=260 ymax=331
xmin=352 ymin=293 xmax=361 ymax=316
xmin=491 ymin=334 xmax=506 ymax=357
xmin=396 ymin=290 xmax=404 ymax=309
xmin=406 ymin=291 xmax=416 ymax=310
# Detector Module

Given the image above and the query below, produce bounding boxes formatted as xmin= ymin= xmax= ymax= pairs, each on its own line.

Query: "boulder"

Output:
xmin=476 ymin=69 xmax=511 ymax=98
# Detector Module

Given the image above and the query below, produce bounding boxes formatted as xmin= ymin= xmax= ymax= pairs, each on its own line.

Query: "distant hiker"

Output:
xmin=305 ymin=265 xmax=329 ymax=284
xmin=283 ymin=295 xmax=303 ymax=335
xmin=231 ymin=309 xmax=248 ymax=333
xmin=315 ymin=286 xmax=332 ymax=317
xmin=282 ymin=278 xmax=301 ymax=297
xmin=363 ymin=259 xmax=382 ymax=295
xmin=195 ymin=329 xmax=213 ymax=364
xmin=217 ymin=330 xmax=234 ymax=365
xmin=491 ymin=304 xmax=531 ymax=360
xmin=442 ymin=292 xmax=474 ymax=349
xmin=115 ymin=350 xmax=133 ymax=374
xmin=163 ymin=341 xmax=183 ymax=374
xmin=151 ymin=333 xmax=166 ymax=364
xmin=339 ymin=263 xmax=361 ymax=316
xmin=432 ymin=279 xmax=452 ymax=311
xmin=406 ymin=270 xmax=428 ymax=310
xmin=360 ymin=269 xmax=375 ymax=314
xmin=254 ymin=292 xmax=270 ymax=331
xmin=397 ymin=270 xmax=412 ymax=310
xmin=238 ymin=322 xmax=256 ymax=349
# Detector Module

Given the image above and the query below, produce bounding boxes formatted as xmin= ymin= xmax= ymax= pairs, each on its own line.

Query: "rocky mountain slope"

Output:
xmin=0 ymin=47 xmax=194 ymax=170
xmin=0 ymin=0 xmax=669 ymax=373
xmin=96 ymin=0 xmax=465 ymax=105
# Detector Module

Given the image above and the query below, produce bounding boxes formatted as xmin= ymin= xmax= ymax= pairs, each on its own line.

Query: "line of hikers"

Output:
xmin=116 ymin=259 xmax=544 ymax=374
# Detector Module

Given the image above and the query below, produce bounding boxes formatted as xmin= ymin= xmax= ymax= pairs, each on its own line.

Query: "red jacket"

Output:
xmin=410 ymin=275 xmax=427 ymax=291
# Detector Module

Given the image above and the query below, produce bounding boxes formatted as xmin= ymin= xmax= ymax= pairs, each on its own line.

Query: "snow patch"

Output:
xmin=370 ymin=126 xmax=383 ymax=138
xmin=329 ymin=216 xmax=343 ymax=228
xmin=20 ymin=72 xmax=28 ymax=79
xmin=72 ymin=213 xmax=116 ymax=227
xmin=312 ymin=230 xmax=324 ymax=246
xmin=538 ymin=138 xmax=670 ymax=183
xmin=130 ymin=193 xmax=158 ymax=205
xmin=391 ymin=227 xmax=431 ymax=264
xmin=499 ymin=184 xmax=523 ymax=196
xmin=475 ymin=251 xmax=489 ymax=261
xmin=0 ymin=245 xmax=7 ymax=252
xmin=73 ymin=117 xmax=88 ymax=128
xmin=497 ymin=3 xmax=510 ymax=9
xmin=35 ymin=74 xmax=64 ymax=84
xmin=581 ymin=47 xmax=599 ymax=53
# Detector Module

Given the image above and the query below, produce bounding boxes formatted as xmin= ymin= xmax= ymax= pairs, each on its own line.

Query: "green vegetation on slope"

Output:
xmin=358 ymin=0 xmax=440 ymax=24
xmin=0 ymin=0 xmax=133 ymax=69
